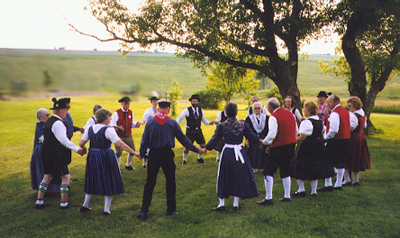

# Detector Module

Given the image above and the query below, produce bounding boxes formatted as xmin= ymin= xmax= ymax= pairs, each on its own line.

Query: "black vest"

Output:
xmin=186 ymin=107 xmax=203 ymax=131
xmin=42 ymin=116 xmax=71 ymax=166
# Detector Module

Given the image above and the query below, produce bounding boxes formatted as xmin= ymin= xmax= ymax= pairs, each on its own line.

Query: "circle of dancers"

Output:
xmin=30 ymin=91 xmax=371 ymax=220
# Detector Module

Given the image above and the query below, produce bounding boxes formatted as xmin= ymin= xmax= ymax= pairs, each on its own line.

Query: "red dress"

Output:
xmin=347 ymin=114 xmax=371 ymax=172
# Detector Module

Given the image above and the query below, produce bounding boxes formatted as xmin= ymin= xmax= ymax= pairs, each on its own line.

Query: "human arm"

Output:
xmin=296 ymin=119 xmax=312 ymax=142
xmin=262 ymin=116 xmax=277 ymax=145
xmin=52 ymin=121 xmax=86 ymax=155
xmin=324 ymin=112 xmax=340 ymax=140
xmin=349 ymin=112 xmax=357 ymax=132
xmin=176 ymin=108 xmax=189 ymax=124
xmin=200 ymin=109 xmax=212 ymax=125
xmin=205 ymin=125 xmax=223 ymax=151
xmin=174 ymin=121 xmax=200 ymax=153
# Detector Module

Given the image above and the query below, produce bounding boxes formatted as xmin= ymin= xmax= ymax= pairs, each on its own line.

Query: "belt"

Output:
xmin=221 ymin=144 xmax=245 ymax=164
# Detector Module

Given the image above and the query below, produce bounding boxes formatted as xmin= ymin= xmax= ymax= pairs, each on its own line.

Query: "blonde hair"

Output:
xmin=303 ymin=101 xmax=318 ymax=116
xmin=347 ymin=96 xmax=363 ymax=109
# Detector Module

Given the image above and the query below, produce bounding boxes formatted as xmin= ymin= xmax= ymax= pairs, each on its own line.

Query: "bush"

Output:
xmin=265 ymin=86 xmax=283 ymax=105
xmin=196 ymin=89 xmax=224 ymax=109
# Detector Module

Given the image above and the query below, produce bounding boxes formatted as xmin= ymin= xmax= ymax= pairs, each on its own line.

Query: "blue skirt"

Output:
xmin=217 ymin=146 xmax=259 ymax=199
xmin=84 ymin=148 xmax=124 ymax=196
xmin=30 ymin=144 xmax=61 ymax=191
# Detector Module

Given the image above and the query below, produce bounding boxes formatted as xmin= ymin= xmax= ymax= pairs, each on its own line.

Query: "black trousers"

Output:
xmin=141 ymin=147 xmax=176 ymax=214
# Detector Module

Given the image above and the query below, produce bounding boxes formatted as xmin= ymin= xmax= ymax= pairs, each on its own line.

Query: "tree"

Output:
xmin=43 ymin=69 xmax=54 ymax=89
xmin=320 ymin=0 xmax=400 ymax=128
xmin=204 ymin=61 xmax=259 ymax=102
xmin=71 ymin=0 xmax=335 ymax=110
xmin=168 ymin=80 xmax=183 ymax=116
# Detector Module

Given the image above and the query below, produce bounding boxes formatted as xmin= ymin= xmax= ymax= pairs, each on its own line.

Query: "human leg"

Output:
xmin=60 ymin=173 xmax=71 ymax=208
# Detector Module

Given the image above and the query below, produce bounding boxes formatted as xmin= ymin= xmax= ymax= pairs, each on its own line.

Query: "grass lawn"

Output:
xmin=0 ymin=96 xmax=399 ymax=238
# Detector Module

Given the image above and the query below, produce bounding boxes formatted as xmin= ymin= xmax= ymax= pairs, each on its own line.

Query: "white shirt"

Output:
xmin=350 ymin=108 xmax=367 ymax=129
xmin=51 ymin=115 xmax=80 ymax=152
xmin=142 ymin=107 xmax=157 ymax=123
xmin=83 ymin=116 xmax=96 ymax=130
xmin=176 ymin=107 xmax=211 ymax=125
xmin=110 ymin=108 xmax=138 ymax=128
xmin=288 ymin=108 xmax=303 ymax=122
xmin=324 ymin=104 xmax=344 ymax=140
xmin=81 ymin=124 xmax=121 ymax=146
xmin=299 ymin=115 xmax=325 ymax=136
xmin=263 ymin=108 xmax=298 ymax=145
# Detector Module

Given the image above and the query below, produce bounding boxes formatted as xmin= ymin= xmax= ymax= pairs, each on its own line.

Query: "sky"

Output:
xmin=0 ymin=0 xmax=339 ymax=54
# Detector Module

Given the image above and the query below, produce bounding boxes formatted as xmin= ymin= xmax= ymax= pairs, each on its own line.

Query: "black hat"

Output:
xmin=59 ymin=97 xmax=71 ymax=104
xmin=316 ymin=91 xmax=328 ymax=98
xmin=327 ymin=92 xmax=332 ymax=96
xmin=148 ymin=96 xmax=160 ymax=100
xmin=158 ymin=100 xmax=171 ymax=108
xmin=118 ymin=96 xmax=131 ymax=103
xmin=50 ymin=98 xmax=70 ymax=110
xmin=189 ymin=94 xmax=200 ymax=102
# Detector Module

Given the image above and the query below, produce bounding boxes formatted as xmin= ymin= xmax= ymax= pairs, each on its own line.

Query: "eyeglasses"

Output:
xmin=45 ymin=114 xmax=50 ymax=116
xmin=254 ymin=107 xmax=261 ymax=109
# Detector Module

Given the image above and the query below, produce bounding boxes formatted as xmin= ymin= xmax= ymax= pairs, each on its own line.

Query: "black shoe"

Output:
xmin=197 ymin=158 xmax=205 ymax=163
xmin=182 ymin=160 xmax=187 ymax=165
xmin=60 ymin=205 xmax=72 ymax=210
xmin=352 ymin=182 xmax=360 ymax=186
xmin=334 ymin=186 xmax=343 ymax=191
xmin=317 ymin=186 xmax=333 ymax=192
xmin=213 ymin=206 xmax=225 ymax=211
xmin=103 ymin=211 xmax=111 ymax=216
xmin=233 ymin=206 xmax=240 ymax=211
xmin=291 ymin=191 xmax=306 ymax=198
xmin=34 ymin=204 xmax=46 ymax=210
xmin=279 ymin=197 xmax=291 ymax=202
xmin=142 ymin=164 xmax=146 ymax=168
xmin=125 ymin=165 xmax=135 ymax=170
xmin=311 ymin=193 xmax=317 ymax=197
xmin=137 ymin=212 xmax=148 ymax=220
xmin=80 ymin=206 xmax=92 ymax=212
xmin=342 ymin=181 xmax=352 ymax=187
xmin=166 ymin=211 xmax=178 ymax=216
xmin=257 ymin=198 xmax=274 ymax=206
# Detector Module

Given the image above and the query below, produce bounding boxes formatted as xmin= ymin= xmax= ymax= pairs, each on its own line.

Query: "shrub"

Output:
xmin=196 ymin=89 xmax=224 ymax=109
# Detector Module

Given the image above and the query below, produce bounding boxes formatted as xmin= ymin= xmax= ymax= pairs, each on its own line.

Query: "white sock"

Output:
xmin=325 ymin=177 xmax=333 ymax=187
xmin=218 ymin=198 xmax=225 ymax=207
xmin=335 ymin=168 xmax=345 ymax=187
xmin=142 ymin=159 xmax=146 ymax=166
xmin=60 ymin=202 xmax=68 ymax=207
xmin=36 ymin=199 xmax=44 ymax=205
xmin=282 ymin=176 xmax=291 ymax=198
xmin=310 ymin=180 xmax=318 ymax=194
xmin=216 ymin=151 xmax=221 ymax=160
xmin=117 ymin=157 xmax=121 ymax=165
xmin=264 ymin=176 xmax=273 ymax=199
xmin=343 ymin=169 xmax=351 ymax=183
xmin=104 ymin=195 xmax=112 ymax=213
xmin=83 ymin=194 xmax=92 ymax=208
xmin=126 ymin=154 xmax=134 ymax=166
xmin=183 ymin=151 xmax=188 ymax=161
xmin=353 ymin=172 xmax=360 ymax=183
xmin=198 ymin=153 xmax=202 ymax=159
xmin=296 ymin=179 xmax=305 ymax=192
xmin=233 ymin=196 xmax=239 ymax=207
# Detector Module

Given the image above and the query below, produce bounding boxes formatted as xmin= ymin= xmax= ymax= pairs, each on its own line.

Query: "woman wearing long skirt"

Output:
xmin=343 ymin=96 xmax=371 ymax=186
xmin=245 ymin=102 xmax=269 ymax=172
xmin=206 ymin=102 xmax=260 ymax=211
xmin=79 ymin=109 xmax=141 ymax=215
xmin=292 ymin=101 xmax=335 ymax=197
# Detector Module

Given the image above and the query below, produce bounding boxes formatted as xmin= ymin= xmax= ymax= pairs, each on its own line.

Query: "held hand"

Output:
xmin=135 ymin=122 xmax=141 ymax=128
xmin=198 ymin=148 xmax=206 ymax=154
xmin=209 ymin=121 xmax=216 ymax=125
xmin=135 ymin=152 xmax=142 ymax=160
xmin=245 ymin=139 xmax=249 ymax=147
xmin=259 ymin=139 xmax=264 ymax=148
xmin=117 ymin=126 xmax=125 ymax=132
xmin=77 ymin=148 xmax=86 ymax=156
xmin=79 ymin=128 xmax=85 ymax=134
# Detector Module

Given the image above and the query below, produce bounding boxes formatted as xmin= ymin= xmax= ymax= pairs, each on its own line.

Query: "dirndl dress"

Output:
xmin=84 ymin=126 xmax=124 ymax=196
xmin=347 ymin=114 xmax=371 ymax=172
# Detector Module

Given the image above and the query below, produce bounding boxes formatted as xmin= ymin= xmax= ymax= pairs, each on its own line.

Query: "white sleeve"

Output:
xmin=364 ymin=117 xmax=368 ymax=128
xmin=215 ymin=111 xmax=222 ymax=123
xmin=110 ymin=111 xmax=119 ymax=127
xmin=324 ymin=112 xmax=340 ymax=140
xmin=295 ymin=108 xmax=303 ymax=121
xmin=263 ymin=116 xmax=277 ymax=145
xmin=349 ymin=112 xmax=358 ymax=129
xmin=299 ymin=119 xmax=313 ymax=136
xmin=201 ymin=109 xmax=211 ymax=125
xmin=131 ymin=113 xmax=137 ymax=128
xmin=81 ymin=126 xmax=90 ymax=141
xmin=262 ymin=107 xmax=268 ymax=115
xmin=83 ymin=117 xmax=95 ymax=130
xmin=52 ymin=121 xmax=80 ymax=152
xmin=105 ymin=127 xmax=121 ymax=144
xmin=142 ymin=109 xmax=152 ymax=122
xmin=176 ymin=109 xmax=189 ymax=124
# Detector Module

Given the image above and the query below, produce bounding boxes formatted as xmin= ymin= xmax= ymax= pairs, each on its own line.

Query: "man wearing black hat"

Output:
xmin=137 ymin=101 xmax=206 ymax=220
xmin=35 ymin=98 xmax=86 ymax=210
xmin=176 ymin=94 xmax=215 ymax=164
xmin=316 ymin=91 xmax=329 ymax=124
xmin=110 ymin=96 xmax=141 ymax=170
xmin=59 ymin=98 xmax=84 ymax=139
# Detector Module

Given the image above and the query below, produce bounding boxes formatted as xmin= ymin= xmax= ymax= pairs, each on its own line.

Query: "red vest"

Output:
xmin=271 ymin=108 xmax=297 ymax=148
xmin=327 ymin=105 xmax=350 ymax=140
xmin=116 ymin=109 xmax=133 ymax=137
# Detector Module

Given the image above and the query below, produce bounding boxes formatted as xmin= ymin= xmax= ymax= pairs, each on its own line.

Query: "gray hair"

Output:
xmin=252 ymin=102 xmax=263 ymax=111
xmin=36 ymin=108 xmax=48 ymax=121
xmin=93 ymin=104 xmax=103 ymax=114
xmin=332 ymin=94 xmax=340 ymax=103
xmin=267 ymin=97 xmax=280 ymax=109
xmin=95 ymin=109 xmax=112 ymax=124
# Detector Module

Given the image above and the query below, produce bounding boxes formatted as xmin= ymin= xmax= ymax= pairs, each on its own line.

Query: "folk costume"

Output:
xmin=246 ymin=106 xmax=268 ymax=117
xmin=245 ymin=112 xmax=269 ymax=171
xmin=141 ymin=95 xmax=160 ymax=168
xmin=214 ymin=110 xmax=228 ymax=162
xmin=317 ymin=91 xmax=329 ymax=124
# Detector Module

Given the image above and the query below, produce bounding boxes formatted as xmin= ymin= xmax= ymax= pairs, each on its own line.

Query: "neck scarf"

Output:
xmin=222 ymin=117 xmax=245 ymax=136
xmin=249 ymin=113 xmax=266 ymax=134
xmin=154 ymin=111 xmax=170 ymax=125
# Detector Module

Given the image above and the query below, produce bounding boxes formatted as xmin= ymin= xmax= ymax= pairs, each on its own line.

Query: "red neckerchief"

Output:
xmin=154 ymin=111 xmax=170 ymax=125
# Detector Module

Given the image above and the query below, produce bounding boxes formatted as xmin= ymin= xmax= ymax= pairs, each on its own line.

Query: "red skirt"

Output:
xmin=347 ymin=132 xmax=371 ymax=172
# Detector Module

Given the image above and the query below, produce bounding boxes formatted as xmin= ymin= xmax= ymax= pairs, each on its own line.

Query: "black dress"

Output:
xmin=295 ymin=118 xmax=335 ymax=180
xmin=245 ymin=113 xmax=269 ymax=170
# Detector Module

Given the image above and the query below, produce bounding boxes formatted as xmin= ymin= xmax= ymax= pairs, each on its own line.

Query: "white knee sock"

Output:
xmin=233 ymin=196 xmax=239 ymax=207
xmin=218 ymin=197 xmax=225 ymax=207
xmin=335 ymin=168 xmax=345 ymax=187
xmin=353 ymin=172 xmax=360 ymax=183
xmin=183 ymin=151 xmax=188 ymax=161
xmin=264 ymin=176 xmax=273 ymax=199
xmin=83 ymin=194 xmax=92 ymax=208
xmin=126 ymin=154 xmax=134 ymax=166
xmin=282 ymin=176 xmax=291 ymax=198
xmin=104 ymin=195 xmax=112 ymax=213
xmin=310 ymin=180 xmax=318 ymax=194
xmin=198 ymin=153 xmax=202 ymax=159
xmin=142 ymin=159 xmax=146 ymax=166
xmin=117 ymin=157 xmax=121 ymax=166
xmin=325 ymin=177 xmax=333 ymax=187
xmin=216 ymin=151 xmax=221 ymax=161
xmin=296 ymin=179 xmax=305 ymax=192
xmin=343 ymin=169 xmax=352 ymax=183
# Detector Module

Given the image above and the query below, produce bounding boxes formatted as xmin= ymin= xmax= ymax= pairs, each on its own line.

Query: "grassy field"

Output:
xmin=1 ymin=96 xmax=399 ymax=238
